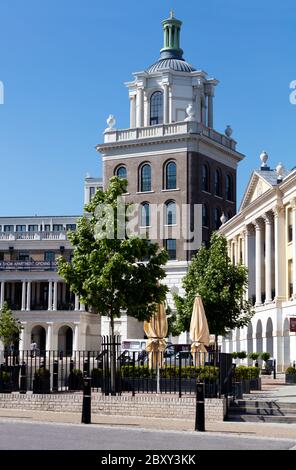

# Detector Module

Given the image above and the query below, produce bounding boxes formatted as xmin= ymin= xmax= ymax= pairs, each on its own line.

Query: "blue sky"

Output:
xmin=0 ymin=0 xmax=295 ymax=216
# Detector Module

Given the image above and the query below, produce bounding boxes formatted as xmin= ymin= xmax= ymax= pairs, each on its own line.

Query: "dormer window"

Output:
xmin=150 ymin=91 xmax=163 ymax=125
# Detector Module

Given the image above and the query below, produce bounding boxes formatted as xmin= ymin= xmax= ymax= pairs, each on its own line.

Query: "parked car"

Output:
xmin=164 ymin=350 xmax=193 ymax=366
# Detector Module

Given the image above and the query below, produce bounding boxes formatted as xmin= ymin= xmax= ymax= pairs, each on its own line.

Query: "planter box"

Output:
xmin=121 ymin=377 xmax=218 ymax=397
xmin=232 ymin=381 xmax=243 ymax=399
xmin=250 ymin=378 xmax=261 ymax=390
xmin=33 ymin=377 xmax=50 ymax=394
xmin=242 ymin=379 xmax=251 ymax=394
xmin=285 ymin=374 xmax=296 ymax=384
xmin=68 ymin=373 xmax=83 ymax=391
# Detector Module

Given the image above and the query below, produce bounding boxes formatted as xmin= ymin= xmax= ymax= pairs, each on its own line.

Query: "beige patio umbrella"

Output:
xmin=190 ymin=294 xmax=210 ymax=365
xmin=144 ymin=302 xmax=168 ymax=370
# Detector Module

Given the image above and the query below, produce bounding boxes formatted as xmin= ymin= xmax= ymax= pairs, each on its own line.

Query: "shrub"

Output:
xmin=249 ymin=352 xmax=260 ymax=361
xmin=71 ymin=368 xmax=82 ymax=375
xmin=0 ymin=371 xmax=10 ymax=383
xmin=232 ymin=352 xmax=238 ymax=359
xmin=121 ymin=365 xmax=219 ymax=380
xmin=261 ymin=352 xmax=271 ymax=363
xmin=286 ymin=367 xmax=296 ymax=375
xmin=91 ymin=368 xmax=102 ymax=377
xmin=34 ymin=368 xmax=50 ymax=378
xmin=237 ymin=351 xmax=247 ymax=359
xmin=234 ymin=366 xmax=259 ymax=380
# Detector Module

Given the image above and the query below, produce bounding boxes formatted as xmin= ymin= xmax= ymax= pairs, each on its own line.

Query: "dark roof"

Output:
xmin=146 ymin=58 xmax=196 ymax=74
xmin=256 ymin=168 xmax=291 ymax=186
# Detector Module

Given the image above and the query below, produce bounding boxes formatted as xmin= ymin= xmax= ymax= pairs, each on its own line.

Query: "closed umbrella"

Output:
xmin=144 ymin=302 xmax=168 ymax=392
xmin=190 ymin=294 xmax=210 ymax=365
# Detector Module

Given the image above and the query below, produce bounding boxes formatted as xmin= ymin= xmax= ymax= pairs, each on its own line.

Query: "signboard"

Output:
xmin=290 ymin=318 xmax=296 ymax=333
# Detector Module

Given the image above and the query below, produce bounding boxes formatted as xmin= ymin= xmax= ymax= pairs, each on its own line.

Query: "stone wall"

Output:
xmin=0 ymin=393 xmax=226 ymax=423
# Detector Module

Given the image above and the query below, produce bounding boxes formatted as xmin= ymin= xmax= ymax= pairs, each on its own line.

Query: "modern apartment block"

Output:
xmin=0 ymin=177 xmax=102 ymax=353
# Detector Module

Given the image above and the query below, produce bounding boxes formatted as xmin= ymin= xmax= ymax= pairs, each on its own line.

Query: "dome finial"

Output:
xmin=160 ymin=13 xmax=184 ymax=60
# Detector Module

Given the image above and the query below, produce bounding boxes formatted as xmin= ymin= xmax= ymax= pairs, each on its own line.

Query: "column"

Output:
xmin=80 ymin=302 xmax=86 ymax=312
xmin=19 ymin=322 xmax=27 ymax=352
xmin=255 ymin=220 xmax=263 ymax=306
xmin=129 ymin=95 xmax=136 ymax=128
xmin=26 ymin=281 xmax=31 ymax=311
xmin=291 ymin=198 xmax=296 ymax=299
xmin=194 ymin=88 xmax=201 ymax=123
xmin=48 ymin=281 xmax=52 ymax=311
xmin=233 ymin=236 xmax=239 ymax=265
xmin=168 ymin=25 xmax=172 ymax=45
xmin=264 ymin=213 xmax=273 ymax=303
xmin=163 ymin=83 xmax=169 ymax=124
xmin=53 ymin=281 xmax=58 ymax=311
xmin=21 ymin=281 xmax=26 ymax=311
xmin=46 ymin=322 xmax=53 ymax=351
xmin=207 ymin=93 xmax=214 ymax=128
xmin=136 ymin=87 xmax=143 ymax=127
xmin=0 ymin=281 xmax=5 ymax=308
xmin=74 ymin=294 xmax=79 ymax=311
xmin=36 ymin=282 xmax=40 ymax=306
xmin=168 ymin=86 xmax=172 ymax=123
xmin=73 ymin=322 xmax=79 ymax=351
xmin=273 ymin=205 xmax=286 ymax=301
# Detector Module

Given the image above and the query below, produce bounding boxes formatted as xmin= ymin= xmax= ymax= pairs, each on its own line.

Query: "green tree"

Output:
xmin=57 ymin=176 xmax=169 ymax=337
xmin=0 ymin=302 xmax=22 ymax=348
xmin=172 ymin=233 xmax=254 ymax=346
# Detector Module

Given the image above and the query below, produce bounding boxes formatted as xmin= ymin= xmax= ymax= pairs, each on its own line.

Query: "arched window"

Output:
xmin=165 ymin=161 xmax=177 ymax=189
xmin=202 ymin=204 xmax=209 ymax=227
xmin=214 ymin=169 xmax=222 ymax=196
xmin=141 ymin=203 xmax=150 ymax=227
xmin=202 ymin=164 xmax=209 ymax=192
xmin=166 ymin=201 xmax=176 ymax=225
xmin=226 ymin=174 xmax=233 ymax=201
xmin=116 ymin=166 xmax=127 ymax=179
xmin=214 ymin=207 xmax=221 ymax=230
xmin=150 ymin=91 xmax=163 ymax=125
xmin=140 ymin=164 xmax=151 ymax=192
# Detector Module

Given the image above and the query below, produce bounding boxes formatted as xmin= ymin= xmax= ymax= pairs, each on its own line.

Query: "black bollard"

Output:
xmin=81 ymin=375 xmax=91 ymax=424
xmin=273 ymin=359 xmax=276 ymax=380
xmin=52 ymin=360 xmax=58 ymax=392
xmin=195 ymin=382 xmax=205 ymax=432
xmin=20 ymin=362 xmax=27 ymax=394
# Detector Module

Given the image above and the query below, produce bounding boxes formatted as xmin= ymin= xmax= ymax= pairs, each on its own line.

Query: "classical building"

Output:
xmin=97 ymin=12 xmax=244 ymax=336
xmin=0 ymin=176 xmax=102 ymax=353
xmin=219 ymin=152 xmax=296 ymax=370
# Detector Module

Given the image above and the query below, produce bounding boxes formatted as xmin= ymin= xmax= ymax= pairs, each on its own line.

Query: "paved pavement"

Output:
xmin=0 ymin=419 xmax=295 ymax=450
xmin=1 ymin=375 xmax=296 ymax=449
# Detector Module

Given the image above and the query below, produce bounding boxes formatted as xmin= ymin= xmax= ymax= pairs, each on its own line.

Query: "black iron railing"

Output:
xmin=0 ymin=342 xmax=234 ymax=398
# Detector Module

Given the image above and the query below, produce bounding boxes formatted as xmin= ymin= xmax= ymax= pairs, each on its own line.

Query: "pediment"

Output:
xmin=240 ymin=172 xmax=273 ymax=210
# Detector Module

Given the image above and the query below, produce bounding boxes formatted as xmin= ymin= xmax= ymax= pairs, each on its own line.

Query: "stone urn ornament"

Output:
xmin=260 ymin=151 xmax=268 ymax=167
xmin=105 ymin=114 xmax=116 ymax=132
xmin=184 ymin=104 xmax=196 ymax=121
xmin=225 ymin=125 xmax=233 ymax=137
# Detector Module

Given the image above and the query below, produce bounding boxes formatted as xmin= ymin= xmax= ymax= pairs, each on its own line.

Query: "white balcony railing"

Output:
xmin=0 ymin=231 xmax=67 ymax=242
xmin=104 ymin=121 xmax=236 ymax=150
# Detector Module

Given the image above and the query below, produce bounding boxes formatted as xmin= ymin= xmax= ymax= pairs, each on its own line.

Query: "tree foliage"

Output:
xmin=171 ymin=233 xmax=254 ymax=338
xmin=0 ymin=302 xmax=22 ymax=347
xmin=57 ymin=177 xmax=169 ymax=335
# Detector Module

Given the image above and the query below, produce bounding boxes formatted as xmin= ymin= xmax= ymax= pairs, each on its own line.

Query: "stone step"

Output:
xmin=227 ymin=414 xmax=296 ymax=424
xmin=229 ymin=407 xmax=296 ymax=416
xmin=233 ymin=400 xmax=296 ymax=409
